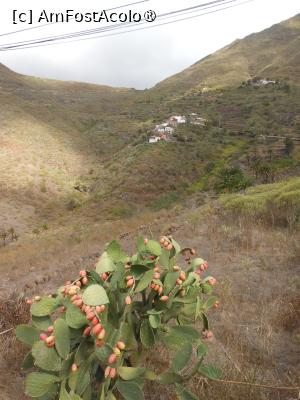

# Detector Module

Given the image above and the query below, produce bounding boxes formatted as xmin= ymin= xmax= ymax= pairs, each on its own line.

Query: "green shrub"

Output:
xmin=17 ymin=236 xmax=220 ymax=399
xmin=220 ymin=177 xmax=300 ymax=228
xmin=214 ymin=166 xmax=252 ymax=193
xmin=111 ymin=205 xmax=135 ymax=218
xmin=151 ymin=192 xmax=180 ymax=211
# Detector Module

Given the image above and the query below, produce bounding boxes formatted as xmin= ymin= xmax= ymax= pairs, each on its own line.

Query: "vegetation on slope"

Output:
xmin=219 ymin=177 xmax=300 ymax=229
xmin=152 ymin=14 xmax=300 ymax=95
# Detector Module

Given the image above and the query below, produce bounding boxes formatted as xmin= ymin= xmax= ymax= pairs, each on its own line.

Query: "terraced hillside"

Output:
xmin=1 ymin=14 xmax=300 ymax=237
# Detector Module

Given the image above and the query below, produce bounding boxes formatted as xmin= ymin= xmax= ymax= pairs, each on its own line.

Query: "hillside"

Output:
xmin=0 ymin=64 xmax=139 ymax=233
xmin=151 ymin=13 xmax=300 ymax=96
xmin=1 ymin=13 xmax=300 ymax=237
xmin=0 ymin=13 xmax=300 ymax=400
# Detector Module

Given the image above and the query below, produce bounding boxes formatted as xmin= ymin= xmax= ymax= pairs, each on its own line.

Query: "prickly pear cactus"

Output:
xmin=16 ymin=236 xmax=220 ymax=400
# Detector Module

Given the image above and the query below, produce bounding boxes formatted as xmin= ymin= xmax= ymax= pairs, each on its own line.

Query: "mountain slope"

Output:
xmin=151 ymin=14 xmax=300 ymax=96
xmin=0 ymin=64 xmax=139 ymax=233
xmin=1 ymin=13 xmax=300 ymax=235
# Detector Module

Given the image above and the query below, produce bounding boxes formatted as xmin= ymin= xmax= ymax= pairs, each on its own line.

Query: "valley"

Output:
xmin=0 ymin=12 xmax=299 ymax=400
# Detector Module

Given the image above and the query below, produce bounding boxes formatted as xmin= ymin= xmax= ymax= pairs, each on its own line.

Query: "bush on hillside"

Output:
xmin=16 ymin=236 xmax=220 ymax=400
xmin=219 ymin=178 xmax=300 ymax=229
xmin=214 ymin=166 xmax=252 ymax=193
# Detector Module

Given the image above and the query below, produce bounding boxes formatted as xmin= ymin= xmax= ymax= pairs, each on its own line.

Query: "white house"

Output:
xmin=149 ymin=136 xmax=160 ymax=144
xmin=154 ymin=124 xmax=174 ymax=134
xmin=168 ymin=115 xmax=186 ymax=125
xmin=192 ymin=117 xmax=207 ymax=126
xmin=164 ymin=126 xmax=174 ymax=133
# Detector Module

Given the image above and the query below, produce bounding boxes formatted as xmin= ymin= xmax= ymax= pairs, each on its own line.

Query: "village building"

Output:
xmin=168 ymin=115 xmax=186 ymax=125
xmin=149 ymin=112 xmax=207 ymax=143
xmin=149 ymin=136 xmax=161 ymax=144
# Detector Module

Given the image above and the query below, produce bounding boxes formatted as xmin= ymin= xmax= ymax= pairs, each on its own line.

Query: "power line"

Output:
xmin=0 ymin=0 xmax=242 ymax=50
xmin=0 ymin=0 xmax=253 ymax=52
xmin=0 ymin=0 xmax=151 ymax=37
xmin=0 ymin=0 xmax=233 ymax=48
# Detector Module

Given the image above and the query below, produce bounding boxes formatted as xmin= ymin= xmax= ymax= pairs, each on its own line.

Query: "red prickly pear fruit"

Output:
xmin=154 ymin=284 xmax=160 ymax=291
xmin=153 ymin=272 xmax=160 ymax=280
xmin=150 ymin=255 xmax=156 ymax=260
xmin=76 ymin=281 xmax=82 ymax=288
xmin=202 ymin=330 xmax=214 ymax=339
xmin=45 ymin=336 xmax=55 ymax=347
xmin=191 ymin=248 xmax=196 ymax=255
xmin=98 ymin=328 xmax=106 ymax=340
xmin=81 ymin=304 xmax=86 ymax=312
xmin=214 ymin=300 xmax=220 ymax=309
xmin=126 ymin=275 xmax=133 ymax=281
xmin=144 ymin=238 xmax=148 ymax=245
xmin=179 ymin=272 xmax=186 ymax=281
xmin=71 ymin=363 xmax=78 ymax=372
xmin=113 ymin=347 xmax=121 ymax=357
xmin=95 ymin=306 xmax=101 ymax=314
xmin=176 ymin=279 xmax=183 ymax=286
xmin=127 ymin=278 xmax=134 ymax=288
xmin=47 ymin=326 xmax=54 ymax=333
xmin=160 ymin=295 xmax=169 ymax=302
xmin=108 ymin=353 xmax=117 ymax=364
xmin=167 ymin=243 xmax=173 ymax=251
xmin=40 ymin=333 xmax=48 ymax=341
xmin=82 ymin=277 xmax=88 ymax=285
xmin=150 ymin=283 xmax=156 ymax=289
xmin=153 ymin=266 xmax=160 ymax=272
xmin=104 ymin=367 xmax=111 ymax=378
xmin=92 ymin=317 xmax=99 ymax=326
xmin=125 ymin=296 xmax=132 ymax=305
xmin=117 ymin=341 xmax=126 ymax=350
xmin=100 ymin=305 xmax=106 ymax=313
xmin=86 ymin=312 xmax=95 ymax=321
xmin=83 ymin=326 xmax=91 ymax=337
xmin=159 ymin=237 xmax=165 ymax=244
xmin=101 ymin=273 xmax=108 ymax=281
xmin=79 ymin=270 xmax=87 ymax=277
xmin=59 ymin=306 xmax=66 ymax=313
xmin=109 ymin=368 xmax=117 ymax=379
xmin=85 ymin=306 xmax=91 ymax=313
xmin=93 ymin=324 xmax=103 ymax=336
xmin=74 ymin=299 xmax=83 ymax=307
xmin=71 ymin=294 xmax=79 ymax=302
xmin=207 ymin=278 xmax=217 ymax=286
xmin=26 ymin=299 xmax=33 ymax=305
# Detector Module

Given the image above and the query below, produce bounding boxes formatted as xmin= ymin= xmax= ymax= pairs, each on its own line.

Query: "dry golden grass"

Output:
xmin=0 ymin=205 xmax=299 ymax=400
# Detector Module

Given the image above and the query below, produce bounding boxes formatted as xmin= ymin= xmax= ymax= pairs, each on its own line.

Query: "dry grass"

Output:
xmin=0 ymin=206 xmax=299 ymax=400
xmin=0 ymin=293 xmax=30 ymax=400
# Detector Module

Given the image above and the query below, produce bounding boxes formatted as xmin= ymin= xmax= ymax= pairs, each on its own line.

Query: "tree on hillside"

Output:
xmin=214 ymin=166 xmax=252 ymax=193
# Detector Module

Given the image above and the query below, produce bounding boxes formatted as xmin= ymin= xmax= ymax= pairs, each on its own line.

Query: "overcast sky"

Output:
xmin=0 ymin=0 xmax=299 ymax=89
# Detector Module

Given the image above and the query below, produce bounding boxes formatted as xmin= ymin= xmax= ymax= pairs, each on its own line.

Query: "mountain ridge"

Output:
xmin=1 ymin=13 xmax=300 ymax=95
xmin=0 ymin=13 xmax=300 ymax=234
